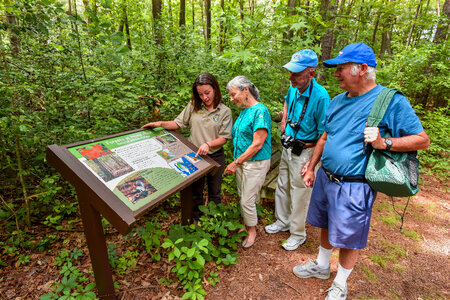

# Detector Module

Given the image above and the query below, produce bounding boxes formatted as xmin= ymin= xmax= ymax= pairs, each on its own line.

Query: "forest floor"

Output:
xmin=0 ymin=174 xmax=449 ymax=300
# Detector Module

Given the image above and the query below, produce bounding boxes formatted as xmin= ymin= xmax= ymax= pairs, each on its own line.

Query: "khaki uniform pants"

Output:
xmin=236 ymin=159 xmax=271 ymax=226
xmin=274 ymin=147 xmax=315 ymax=239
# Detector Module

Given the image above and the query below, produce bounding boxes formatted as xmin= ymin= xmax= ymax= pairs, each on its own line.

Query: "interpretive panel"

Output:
xmin=66 ymin=129 xmax=210 ymax=211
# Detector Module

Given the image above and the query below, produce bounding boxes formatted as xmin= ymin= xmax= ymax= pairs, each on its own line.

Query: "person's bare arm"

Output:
xmin=141 ymin=120 xmax=180 ymax=130
xmin=196 ymin=137 xmax=227 ymax=156
xmin=303 ymin=132 xmax=327 ymax=187
xmin=281 ymin=103 xmax=288 ymax=133
xmin=364 ymin=128 xmax=430 ymax=151
xmin=224 ymin=129 xmax=268 ymax=175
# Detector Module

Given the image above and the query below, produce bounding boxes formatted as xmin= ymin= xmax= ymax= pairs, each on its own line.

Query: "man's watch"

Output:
xmin=234 ymin=158 xmax=241 ymax=165
xmin=384 ymin=138 xmax=393 ymax=151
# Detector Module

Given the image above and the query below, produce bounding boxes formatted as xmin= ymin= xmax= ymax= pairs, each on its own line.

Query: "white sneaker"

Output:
xmin=264 ymin=221 xmax=289 ymax=234
xmin=325 ymin=282 xmax=347 ymax=300
xmin=281 ymin=236 xmax=306 ymax=251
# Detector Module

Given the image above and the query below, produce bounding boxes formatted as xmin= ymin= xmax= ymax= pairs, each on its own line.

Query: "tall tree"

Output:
xmin=6 ymin=10 xmax=20 ymax=56
xmin=433 ymin=0 xmax=450 ymax=43
xmin=380 ymin=0 xmax=394 ymax=57
xmin=218 ymin=0 xmax=225 ymax=52
xmin=319 ymin=0 xmax=338 ymax=62
xmin=406 ymin=0 xmax=423 ymax=49
xmin=152 ymin=0 xmax=162 ymax=44
xmin=179 ymin=0 xmax=186 ymax=27
xmin=283 ymin=0 xmax=297 ymax=41
xmin=118 ymin=3 xmax=132 ymax=50
xmin=204 ymin=0 xmax=211 ymax=45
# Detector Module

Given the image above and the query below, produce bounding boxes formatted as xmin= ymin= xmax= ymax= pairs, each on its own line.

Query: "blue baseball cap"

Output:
xmin=323 ymin=42 xmax=377 ymax=68
xmin=282 ymin=49 xmax=318 ymax=73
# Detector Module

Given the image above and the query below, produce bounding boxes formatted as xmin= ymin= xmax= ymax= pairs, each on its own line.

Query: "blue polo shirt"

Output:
xmin=284 ymin=78 xmax=330 ymax=141
xmin=322 ymin=84 xmax=424 ymax=176
xmin=232 ymin=102 xmax=271 ymax=161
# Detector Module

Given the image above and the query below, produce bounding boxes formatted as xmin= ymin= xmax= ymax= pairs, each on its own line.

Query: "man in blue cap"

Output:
xmin=264 ymin=49 xmax=330 ymax=251
xmin=294 ymin=42 xmax=430 ymax=299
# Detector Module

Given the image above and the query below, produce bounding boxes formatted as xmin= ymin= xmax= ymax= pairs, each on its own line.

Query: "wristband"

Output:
xmin=205 ymin=142 xmax=211 ymax=149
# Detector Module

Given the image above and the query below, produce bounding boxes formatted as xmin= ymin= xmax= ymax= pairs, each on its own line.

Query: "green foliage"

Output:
xmin=116 ymin=250 xmax=139 ymax=275
xmin=161 ymin=202 xmax=243 ymax=299
xmin=135 ymin=218 xmax=166 ymax=261
xmin=359 ymin=265 xmax=377 ymax=281
xmin=41 ymin=248 xmax=97 ymax=300
xmin=107 ymin=243 xmax=138 ymax=275
xmin=401 ymin=229 xmax=422 ymax=241
xmin=414 ymin=107 xmax=449 ymax=182
xmin=257 ymin=205 xmax=275 ymax=224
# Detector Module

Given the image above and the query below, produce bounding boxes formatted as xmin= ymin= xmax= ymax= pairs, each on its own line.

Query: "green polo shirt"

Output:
xmin=175 ymin=102 xmax=233 ymax=154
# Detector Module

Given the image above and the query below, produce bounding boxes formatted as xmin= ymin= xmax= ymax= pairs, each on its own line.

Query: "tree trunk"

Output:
xmin=379 ymin=0 xmax=394 ymax=57
xmin=204 ymin=0 xmax=211 ymax=45
xmin=406 ymin=0 xmax=422 ymax=49
xmin=6 ymin=11 xmax=20 ymax=56
xmin=434 ymin=0 xmax=450 ymax=43
xmin=179 ymin=0 xmax=186 ymax=27
xmin=319 ymin=0 xmax=337 ymax=62
xmin=283 ymin=0 xmax=297 ymax=41
xmin=192 ymin=0 xmax=195 ymax=29
xmin=239 ymin=0 xmax=245 ymax=42
xmin=82 ymin=0 xmax=92 ymax=24
xmin=218 ymin=0 xmax=225 ymax=52
xmin=353 ymin=0 xmax=365 ymax=42
xmin=152 ymin=0 xmax=162 ymax=44
xmin=124 ymin=6 xmax=132 ymax=50
xmin=371 ymin=11 xmax=381 ymax=47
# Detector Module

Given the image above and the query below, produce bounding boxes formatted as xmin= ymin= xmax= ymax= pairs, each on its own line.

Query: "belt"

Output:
xmin=322 ymin=167 xmax=366 ymax=184
xmin=298 ymin=139 xmax=317 ymax=149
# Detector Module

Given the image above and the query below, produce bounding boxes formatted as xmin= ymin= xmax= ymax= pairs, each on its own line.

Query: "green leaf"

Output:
xmin=195 ymin=254 xmax=205 ymax=267
xmin=173 ymin=247 xmax=181 ymax=258
xmin=186 ymin=247 xmax=195 ymax=258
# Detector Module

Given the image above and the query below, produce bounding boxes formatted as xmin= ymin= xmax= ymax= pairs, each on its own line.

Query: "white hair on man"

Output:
xmin=350 ymin=63 xmax=377 ymax=81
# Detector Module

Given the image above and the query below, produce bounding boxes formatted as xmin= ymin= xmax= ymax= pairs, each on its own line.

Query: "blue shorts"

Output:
xmin=306 ymin=167 xmax=377 ymax=249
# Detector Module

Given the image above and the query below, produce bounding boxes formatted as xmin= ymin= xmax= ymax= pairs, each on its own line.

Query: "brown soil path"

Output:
xmin=0 ymin=174 xmax=448 ymax=299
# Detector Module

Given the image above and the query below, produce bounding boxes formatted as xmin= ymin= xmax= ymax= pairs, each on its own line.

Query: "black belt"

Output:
xmin=322 ymin=167 xmax=366 ymax=184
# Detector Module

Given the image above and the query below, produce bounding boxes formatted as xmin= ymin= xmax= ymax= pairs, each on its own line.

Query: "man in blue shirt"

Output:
xmin=294 ymin=43 xmax=430 ymax=299
xmin=265 ymin=49 xmax=330 ymax=251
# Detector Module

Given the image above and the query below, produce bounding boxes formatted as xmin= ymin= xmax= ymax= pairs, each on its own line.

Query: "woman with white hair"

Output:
xmin=224 ymin=76 xmax=271 ymax=248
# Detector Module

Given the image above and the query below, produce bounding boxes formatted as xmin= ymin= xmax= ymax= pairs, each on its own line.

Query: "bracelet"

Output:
xmin=205 ymin=142 xmax=211 ymax=149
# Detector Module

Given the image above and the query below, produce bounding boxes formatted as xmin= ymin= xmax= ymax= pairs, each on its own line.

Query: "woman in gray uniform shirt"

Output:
xmin=142 ymin=73 xmax=233 ymax=221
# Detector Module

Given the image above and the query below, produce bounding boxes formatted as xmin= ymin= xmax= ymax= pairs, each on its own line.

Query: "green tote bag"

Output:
xmin=365 ymin=88 xmax=420 ymax=197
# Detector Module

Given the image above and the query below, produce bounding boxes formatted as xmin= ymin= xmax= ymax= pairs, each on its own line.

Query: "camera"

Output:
xmin=292 ymin=140 xmax=305 ymax=156
xmin=281 ymin=133 xmax=294 ymax=148
xmin=287 ymin=118 xmax=301 ymax=131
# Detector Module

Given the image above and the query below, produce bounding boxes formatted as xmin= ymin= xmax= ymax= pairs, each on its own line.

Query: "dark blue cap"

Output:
xmin=282 ymin=49 xmax=318 ymax=73
xmin=323 ymin=42 xmax=377 ymax=68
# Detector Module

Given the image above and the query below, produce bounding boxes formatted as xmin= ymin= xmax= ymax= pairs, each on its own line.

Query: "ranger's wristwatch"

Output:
xmin=384 ymin=138 xmax=393 ymax=151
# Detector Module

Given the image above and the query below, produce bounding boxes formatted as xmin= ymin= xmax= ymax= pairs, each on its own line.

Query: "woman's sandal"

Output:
xmin=242 ymin=233 xmax=256 ymax=248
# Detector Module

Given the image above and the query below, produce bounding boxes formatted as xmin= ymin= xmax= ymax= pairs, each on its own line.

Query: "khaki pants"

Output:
xmin=274 ymin=147 xmax=315 ymax=239
xmin=236 ymin=159 xmax=271 ymax=226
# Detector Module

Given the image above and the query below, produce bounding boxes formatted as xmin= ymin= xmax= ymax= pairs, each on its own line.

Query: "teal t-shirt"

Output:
xmin=232 ymin=102 xmax=271 ymax=161
xmin=284 ymin=78 xmax=330 ymax=141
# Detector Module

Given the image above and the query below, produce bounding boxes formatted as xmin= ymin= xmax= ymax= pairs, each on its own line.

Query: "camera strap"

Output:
xmin=286 ymin=80 xmax=313 ymax=138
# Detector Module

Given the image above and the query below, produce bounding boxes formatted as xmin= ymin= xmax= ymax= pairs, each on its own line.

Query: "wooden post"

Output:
xmin=180 ymin=184 xmax=193 ymax=225
xmin=78 ymin=191 xmax=116 ymax=299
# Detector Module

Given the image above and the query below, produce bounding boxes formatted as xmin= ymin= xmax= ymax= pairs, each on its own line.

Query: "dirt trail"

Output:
xmin=0 ymin=174 xmax=448 ymax=299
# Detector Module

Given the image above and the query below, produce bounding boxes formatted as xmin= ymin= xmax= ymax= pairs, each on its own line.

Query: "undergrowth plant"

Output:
xmin=161 ymin=202 xmax=245 ymax=300
xmin=40 ymin=248 xmax=96 ymax=300
xmin=135 ymin=218 xmax=166 ymax=262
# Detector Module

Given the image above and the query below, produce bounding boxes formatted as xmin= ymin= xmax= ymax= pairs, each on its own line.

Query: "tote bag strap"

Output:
xmin=367 ymin=88 xmax=400 ymax=127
